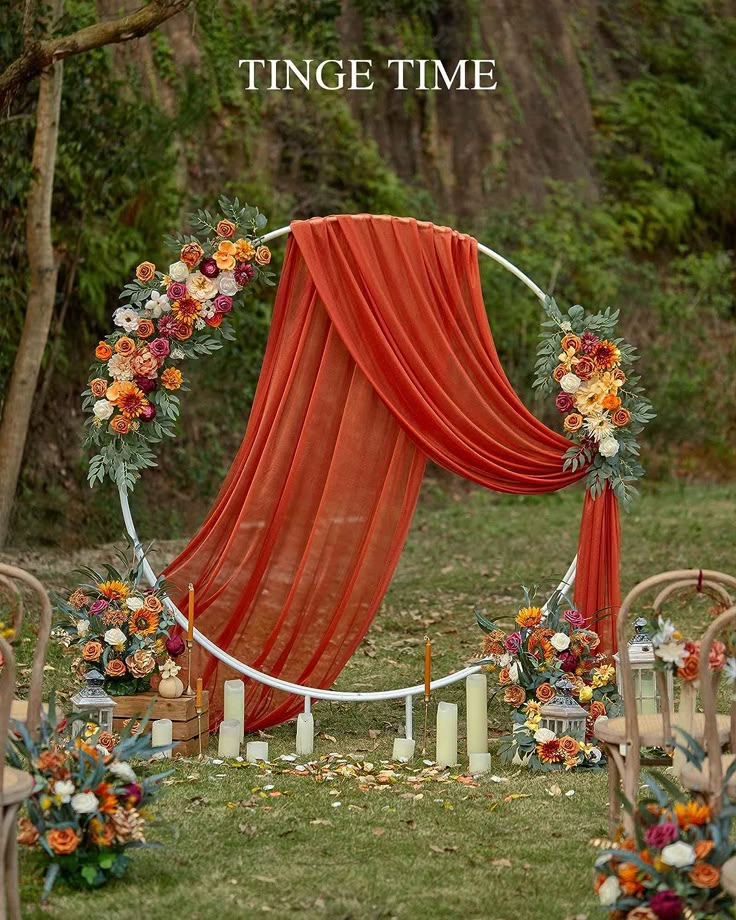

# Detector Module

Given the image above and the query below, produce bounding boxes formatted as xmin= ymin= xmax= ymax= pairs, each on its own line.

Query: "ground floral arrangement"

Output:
xmin=534 ymin=296 xmax=655 ymax=508
xmin=55 ymin=549 xmax=184 ymax=695
xmin=476 ymin=588 xmax=622 ymax=771
xmin=8 ymin=699 xmax=169 ymax=896
xmin=82 ymin=197 xmax=276 ymax=491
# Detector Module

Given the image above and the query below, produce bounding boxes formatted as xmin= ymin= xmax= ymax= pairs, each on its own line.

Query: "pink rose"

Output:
xmin=88 ymin=598 xmax=109 ymax=616
xmin=555 ymin=392 xmax=574 ymax=413
xmin=213 ymin=295 xmax=233 ymax=314
xmin=563 ymin=609 xmax=585 ymax=629
xmin=167 ymin=282 xmax=187 ymax=300
xmin=148 ymin=337 xmax=170 ymax=359
xmin=710 ymin=640 xmax=727 ymax=670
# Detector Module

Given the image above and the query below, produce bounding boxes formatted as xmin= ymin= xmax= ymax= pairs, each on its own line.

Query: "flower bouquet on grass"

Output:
xmin=56 ymin=548 xmax=178 ymax=695
xmin=476 ymin=587 xmax=622 ymax=770
xmin=594 ymin=736 xmax=736 ymax=919
xmin=9 ymin=696 xmax=170 ymax=897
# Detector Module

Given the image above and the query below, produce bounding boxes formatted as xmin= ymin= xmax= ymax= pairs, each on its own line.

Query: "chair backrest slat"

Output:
xmin=0 ymin=633 xmax=16 ymax=803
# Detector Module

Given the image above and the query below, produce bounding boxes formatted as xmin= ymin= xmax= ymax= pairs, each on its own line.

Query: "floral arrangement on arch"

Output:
xmin=55 ymin=549 xmax=185 ymax=695
xmin=82 ymin=197 xmax=276 ymax=490
xmin=475 ymin=587 xmax=622 ymax=771
xmin=534 ymin=296 xmax=655 ymax=508
xmin=8 ymin=699 xmax=170 ymax=896
xmin=594 ymin=761 xmax=736 ymax=918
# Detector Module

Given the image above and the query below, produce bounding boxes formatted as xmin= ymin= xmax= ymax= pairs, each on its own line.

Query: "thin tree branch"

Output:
xmin=1 ymin=0 xmax=193 ymax=109
xmin=22 ymin=0 xmax=38 ymax=50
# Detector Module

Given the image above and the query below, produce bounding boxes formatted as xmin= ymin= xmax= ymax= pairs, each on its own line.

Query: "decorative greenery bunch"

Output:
xmin=56 ymin=548 xmax=180 ymax=695
xmin=533 ymin=295 xmax=655 ymax=508
xmin=476 ymin=587 xmax=622 ymax=771
xmin=82 ymin=197 xmax=277 ymax=491
xmin=9 ymin=698 xmax=170 ymax=897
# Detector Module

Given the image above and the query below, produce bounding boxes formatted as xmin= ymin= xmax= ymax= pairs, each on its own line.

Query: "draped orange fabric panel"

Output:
xmin=164 ymin=215 xmax=619 ymax=730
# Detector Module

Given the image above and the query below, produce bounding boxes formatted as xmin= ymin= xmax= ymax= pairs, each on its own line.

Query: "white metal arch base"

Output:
xmin=119 ymin=223 xmax=577 ymax=738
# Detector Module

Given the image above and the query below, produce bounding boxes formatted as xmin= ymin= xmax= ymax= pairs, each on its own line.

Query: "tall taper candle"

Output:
xmin=424 ymin=637 xmax=432 ymax=698
xmin=466 ymin=673 xmax=489 ymax=755
xmin=435 ymin=701 xmax=458 ymax=767
xmin=187 ymin=583 xmax=195 ymax=641
xmin=223 ymin=678 xmax=245 ymax=740
xmin=195 ymin=677 xmax=203 ymax=710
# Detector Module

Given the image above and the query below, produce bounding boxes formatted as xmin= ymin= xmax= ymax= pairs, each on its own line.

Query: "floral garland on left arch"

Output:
xmin=82 ymin=197 xmax=277 ymax=491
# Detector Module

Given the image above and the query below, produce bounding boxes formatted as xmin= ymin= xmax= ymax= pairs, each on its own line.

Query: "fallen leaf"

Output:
xmin=490 ymin=857 xmax=513 ymax=868
xmin=565 ymin=789 xmax=576 ymax=797
xmin=430 ymin=844 xmax=458 ymax=854
xmin=320 ymin=734 xmax=337 ymax=743
xmin=503 ymin=793 xmax=531 ymax=802
xmin=406 ymin=820 xmax=417 ymax=830
xmin=310 ymin=819 xmax=331 ymax=826
xmin=372 ymin=827 xmax=386 ymax=836
xmin=547 ymin=784 xmax=562 ymax=797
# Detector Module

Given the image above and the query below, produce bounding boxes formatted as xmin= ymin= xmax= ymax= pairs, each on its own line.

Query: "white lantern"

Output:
xmin=70 ymin=668 xmax=116 ymax=737
xmin=539 ymin=678 xmax=587 ymax=743
xmin=614 ymin=617 xmax=672 ymax=715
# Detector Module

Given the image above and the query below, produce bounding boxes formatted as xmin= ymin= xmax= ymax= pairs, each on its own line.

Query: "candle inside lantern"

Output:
xmin=151 ymin=718 xmax=173 ymax=758
xmin=392 ymin=737 xmax=416 ymax=762
xmin=424 ymin=637 xmax=432 ymax=698
xmin=296 ymin=713 xmax=314 ymax=756
xmin=466 ymin=673 xmax=488 ymax=755
xmin=435 ymin=701 xmax=458 ymax=767
xmin=246 ymin=740 xmax=269 ymax=762
xmin=223 ymin=678 xmax=245 ymax=740
xmin=469 ymin=752 xmax=492 ymax=774
xmin=195 ymin=677 xmax=203 ymax=710
xmin=218 ymin=719 xmax=241 ymax=758
xmin=187 ymin=583 xmax=195 ymax=642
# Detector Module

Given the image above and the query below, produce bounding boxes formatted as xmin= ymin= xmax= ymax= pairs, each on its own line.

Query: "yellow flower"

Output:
xmin=574 ymin=381 xmax=606 ymax=414
xmin=40 ymin=796 xmax=53 ymax=812
xmin=578 ymin=686 xmax=593 ymax=702
xmin=516 ymin=606 xmax=543 ymax=628
xmin=97 ymin=580 xmax=130 ymax=600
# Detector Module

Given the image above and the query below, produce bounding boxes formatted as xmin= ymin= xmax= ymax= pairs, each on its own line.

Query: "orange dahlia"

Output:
xmin=172 ymin=296 xmax=201 ymax=326
xmin=129 ymin=608 xmax=160 ymax=636
xmin=161 ymin=367 xmax=183 ymax=390
xmin=114 ymin=382 xmax=148 ymax=419
xmin=537 ymin=739 xmax=563 ymax=763
xmin=594 ymin=340 xmax=621 ymax=369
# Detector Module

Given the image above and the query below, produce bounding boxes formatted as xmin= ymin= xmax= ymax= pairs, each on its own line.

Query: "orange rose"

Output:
xmin=17 ymin=816 xmax=39 ymax=847
xmin=109 ymin=415 xmax=131 ymax=435
xmin=46 ymin=827 xmax=80 ymax=855
xmin=135 ymin=261 xmax=156 ymax=283
xmin=498 ymin=667 xmax=511 ymax=686
xmin=115 ymin=336 xmax=136 ymax=357
xmin=215 ymin=240 xmax=237 ymax=271
xmin=560 ymin=334 xmax=581 ymax=353
xmin=612 ymin=367 xmax=627 ymax=385
xmin=589 ymin=700 xmax=606 ymax=720
xmin=575 ymin=356 xmax=596 ymax=380
xmin=504 ymin=685 xmax=526 ymax=706
xmin=136 ymin=318 xmax=155 ymax=339
xmin=95 ymin=341 xmax=113 ymax=361
xmin=611 ymin=407 xmax=631 ymax=427
xmin=205 ymin=313 xmax=223 ymax=328
xmin=695 ymin=839 xmax=715 ymax=860
xmin=536 ymin=682 xmax=555 ymax=703
xmin=97 ymin=732 xmax=115 ymax=754
xmin=254 ymin=245 xmax=271 ymax=266
xmin=677 ymin=643 xmax=699 ymax=681
xmin=161 ymin=367 xmax=183 ymax=390
xmin=216 ymin=219 xmax=236 ymax=238
xmin=690 ymin=862 xmax=720 ymax=888
xmin=105 ymin=658 xmax=127 ymax=679
xmin=180 ymin=242 xmax=204 ymax=268
xmin=90 ymin=378 xmax=108 ymax=398
xmin=563 ymin=413 xmax=584 ymax=432
xmin=144 ymin=594 xmax=163 ymax=613
xmin=552 ymin=365 xmax=567 ymax=382
xmin=234 ymin=238 xmax=255 ymax=261
xmin=82 ymin=640 xmax=103 ymax=662
xmin=172 ymin=321 xmax=193 ymax=341
xmin=602 ymin=394 xmax=621 ymax=410
xmin=559 ymin=736 xmax=580 ymax=757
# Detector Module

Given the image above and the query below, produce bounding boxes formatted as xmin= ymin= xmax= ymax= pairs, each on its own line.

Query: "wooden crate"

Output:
xmin=111 ymin=691 xmax=209 ymax=756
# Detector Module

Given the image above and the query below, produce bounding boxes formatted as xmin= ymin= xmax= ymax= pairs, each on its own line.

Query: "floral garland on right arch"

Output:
xmin=533 ymin=296 xmax=655 ymax=509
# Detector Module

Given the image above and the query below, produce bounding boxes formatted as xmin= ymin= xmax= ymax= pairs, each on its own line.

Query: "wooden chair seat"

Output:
xmin=595 ymin=712 xmax=732 ymax=749
xmin=681 ymin=754 xmax=736 ymax=795
xmin=10 ymin=699 xmax=47 ymax=723
xmin=1 ymin=766 xmax=35 ymax=807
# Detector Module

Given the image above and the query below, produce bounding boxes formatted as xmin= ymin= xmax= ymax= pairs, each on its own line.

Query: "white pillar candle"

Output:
xmin=218 ymin=718 xmax=241 ymax=758
xmin=246 ymin=740 xmax=269 ymax=762
xmin=223 ymin=679 xmax=245 ymax=740
xmin=392 ymin=737 xmax=416 ymax=762
xmin=435 ymin=701 xmax=458 ymax=767
xmin=296 ymin=713 xmax=314 ymax=756
xmin=151 ymin=718 xmax=172 ymax=757
xmin=469 ymin=752 xmax=491 ymax=774
xmin=466 ymin=673 xmax=488 ymax=755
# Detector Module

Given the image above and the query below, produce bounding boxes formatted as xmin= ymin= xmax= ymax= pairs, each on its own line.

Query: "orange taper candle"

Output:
xmin=196 ymin=677 xmax=203 ymax=710
xmin=187 ymin=583 xmax=195 ymax=641
xmin=424 ymin=636 xmax=432 ymax=699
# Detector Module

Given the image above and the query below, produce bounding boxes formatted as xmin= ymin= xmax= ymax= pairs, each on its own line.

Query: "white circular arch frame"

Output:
xmin=120 ymin=224 xmax=577 ymax=738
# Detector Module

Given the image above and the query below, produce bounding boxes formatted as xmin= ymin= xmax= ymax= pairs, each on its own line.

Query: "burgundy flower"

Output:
xmin=649 ymin=889 xmax=683 ymax=920
xmin=580 ymin=331 xmax=600 ymax=355
xmin=157 ymin=315 xmax=179 ymax=338
xmin=504 ymin=631 xmax=522 ymax=654
xmin=165 ymin=634 xmax=186 ymax=658
xmin=167 ymin=281 xmax=187 ymax=300
xmin=149 ymin=337 xmax=171 ymax=359
xmin=135 ymin=375 xmax=157 ymax=394
xmin=213 ymin=294 xmax=233 ymax=314
xmin=88 ymin=598 xmax=109 ymax=616
xmin=123 ymin=782 xmax=143 ymax=805
xmin=140 ymin=403 xmax=156 ymax=422
xmin=555 ymin=392 xmax=574 ymax=413
xmin=644 ymin=821 xmax=679 ymax=850
xmin=234 ymin=263 xmax=254 ymax=286
xmin=563 ymin=608 xmax=585 ymax=629
xmin=559 ymin=650 xmax=578 ymax=672
xmin=199 ymin=257 xmax=219 ymax=278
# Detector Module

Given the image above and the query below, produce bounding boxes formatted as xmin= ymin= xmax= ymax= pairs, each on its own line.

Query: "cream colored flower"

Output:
xmin=186 ymin=272 xmax=219 ymax=301
xmin=583 ymin=414 xmax=614 ymax=442
xmin=534 ymin=727 xmax=556 ymax=743
xmin=661 ymin=840 xmax=695 ymax=868
xmin=560 ymin=373 xmax=582 ymax=394
xmin=104 ymin=627 xmax=126 ymax=648
xmin=598 ymin=436 xmax=620 ymax=457
xmin=107 ymin=353 xmax=134 ymax=381
xmin=597 ymin=876 xmax=621 ymax=906
xmin=71 ymin=791 xmax=99 ymax=814
xmin=168 ymin=261 xmax=190 ymax=282
xmin=217 ymin=271 xmax=239 ymax=296
xmin=93 ymin=399 xmax=114 ymax=421
xmin=550 ymin=633 xmax=570 ymax=652
xmin=126 ymin=596 xmax=144 ymax=611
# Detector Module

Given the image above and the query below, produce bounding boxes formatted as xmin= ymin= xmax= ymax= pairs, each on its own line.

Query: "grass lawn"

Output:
xmin=6 ymin=478 xmax=735 ymax=919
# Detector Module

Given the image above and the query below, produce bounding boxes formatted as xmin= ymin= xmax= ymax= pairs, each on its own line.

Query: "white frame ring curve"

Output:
xmin=119 ymin=223 xmax=577 ymax=737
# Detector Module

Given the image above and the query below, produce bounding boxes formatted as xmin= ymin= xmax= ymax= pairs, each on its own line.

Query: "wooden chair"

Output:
xmin=1 ymin=634 xmax=35 ymax=920
xmin=680 ymin=603 xmax=736 ymax=815
xmin=594 ymin=569 xmax=736 ymax=835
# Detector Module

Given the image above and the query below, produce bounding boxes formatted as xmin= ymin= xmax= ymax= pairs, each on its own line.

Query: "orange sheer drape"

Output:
xmin=164 ymin=215 xmax=619 ymax=730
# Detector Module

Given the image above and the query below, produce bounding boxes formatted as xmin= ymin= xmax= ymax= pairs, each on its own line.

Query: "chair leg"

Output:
xmin=0 ymin=807 xmax=10 ymax=920
xmin=607 ymin=745 xmax=622 ymax=837
xmin=5 ymin=807 xmax=21 ymax=920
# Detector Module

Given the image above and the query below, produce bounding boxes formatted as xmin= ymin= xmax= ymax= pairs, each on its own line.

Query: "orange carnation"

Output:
xmin=115 ymin=336 xmax=136 ymax=357
xmin=536 ymin=682 xmax=555 ymax=703
xmin=109 ymin=415 xmax=131 ymax=435
xmin=135 ymin=261 xmax=156 ymax=282
xmin=95 ymin=341 xmax=113 ymax=361
xmin=618 ymin=861 xmax=646 ymax=897
xmin=82 ymin=640 xmax=103 ymax=662
xmin=161 ymin=367 xmax=183 ymax=390
xmin=560 ymin=334 xmax=582 ymax=353
xmin=36 ymin=750 xmax=67 ymax=775
xmin=180 ymin=242 xmax=204 ymax=268
xmin=690 ymin=862 xmax=720 ymax=889
xmin=90 ymin=378 xmax=108 ymax=398
xmin=234 ymin=238 xmax=255 ymax=261
xmin=563 ymin=413 xmax=584 ymax=432
xmin=602 ymin=394 xmax=622 ymax=410
xmin=46 ymin=827 xmax=80 ymax=855
xmin=611 ymin=407 xmax=631 ymax=427
xmin=504 ymin=685 xmax=526 ymax=706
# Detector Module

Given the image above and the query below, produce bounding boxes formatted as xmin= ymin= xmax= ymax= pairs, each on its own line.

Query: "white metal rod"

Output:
xmin=405 ymin=695 xmax=413 ymax=741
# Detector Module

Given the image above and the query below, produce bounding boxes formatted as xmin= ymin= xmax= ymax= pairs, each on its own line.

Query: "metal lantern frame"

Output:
xmin=70 ymin=668 xmax=117 ymax=738
xmin=539 ymin=678 xmax=588 ymax=742
xmin=613 ymin=617 xmax=672 ymax=715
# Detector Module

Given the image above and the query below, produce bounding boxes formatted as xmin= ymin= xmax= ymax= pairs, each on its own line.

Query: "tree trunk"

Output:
xmin=0 ymin=50 xmax=63 ymax=546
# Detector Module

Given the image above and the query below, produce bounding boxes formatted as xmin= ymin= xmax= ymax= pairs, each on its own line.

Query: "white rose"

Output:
xmin=661 ymin=840 xmax=696 ymax=868
xmin=550 ymin=632 xmax=570 ymax=652
xmin=560 ymin=373 xmax=582 ymax=394
xmin=126 ymin=596 xmax=144 ymax=611
xmin=54 ymin=779 xmax=75 ymax=802
xmin=76 ymin=620 xmax=89 ymax=637
xmin=598 ymin=436 xmax=620 ymax=458
xmin=588 ymin=747 xmax=602 ymax=763
xmin=93 ymin=399 xmax=114 ymax=421
xmin=597 ymin=875 xmax=620 ymax=907
xmin=217 ymin=271 xmax=239 ymax=296
xmin=534 ymin=727 xmax=556 ymax=743
xmin=169 ymin=261 xmax=190 ymax=282
xmin=71 ymin=791 xmax=99 ymax=814
xmin=109 ymin=761 xmax=136 ymax=783
xmin=186 ymin=271 xmax=219 ymax=301
xmin=656 ymin=641 xmax=686 ymax=667
xmin=508 ymin=662 xmax=519 ymax=684
xmin=498 ymin=653 xmax=512 ymax=668
xmin=104 ymin=627 xmax=126 ymax=647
